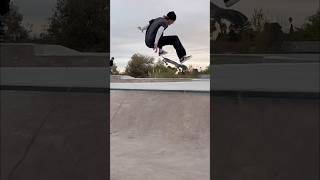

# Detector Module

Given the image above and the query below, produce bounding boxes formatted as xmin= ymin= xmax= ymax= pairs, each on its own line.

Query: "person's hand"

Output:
xmin=153 ymin=44 xmax=158 ymax=53
xmin=137 ymin=26 xmax=143 ymax=33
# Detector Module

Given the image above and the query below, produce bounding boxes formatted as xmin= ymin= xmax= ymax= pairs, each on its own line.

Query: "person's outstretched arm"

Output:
xmin=138 ymin=24 xmax=149 ymax=32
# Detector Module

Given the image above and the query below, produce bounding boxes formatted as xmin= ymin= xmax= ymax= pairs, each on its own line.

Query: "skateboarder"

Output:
xmin=138 ymin=11 xmax=191 ymax=63
xmin=110 ymin=57 xmax=114 ymax=66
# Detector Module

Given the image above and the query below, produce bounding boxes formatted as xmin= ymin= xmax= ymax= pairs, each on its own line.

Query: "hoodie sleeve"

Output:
xmin=140 ymin=24 xmax=149 ymax=31
xmin=154 ymin=26 xmax=165 ymax=45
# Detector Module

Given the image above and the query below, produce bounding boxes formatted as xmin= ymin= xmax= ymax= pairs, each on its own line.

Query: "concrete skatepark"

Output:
xmin=110 ymin=60 xmax=319 ymax=180
xmin=1 ymin=43 xmax=109 ymax=180
xmin=1 ymin=43 xmax=319 ymax=179
xmin=111 ymin=90 xmax=210 ymax=180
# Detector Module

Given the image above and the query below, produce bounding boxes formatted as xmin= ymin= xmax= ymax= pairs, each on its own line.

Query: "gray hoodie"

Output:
xmin=145 ymin=17 xmax=168 ymax=48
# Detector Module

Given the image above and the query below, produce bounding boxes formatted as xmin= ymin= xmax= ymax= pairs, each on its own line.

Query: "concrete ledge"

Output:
xmin=0 ymin=43 xmax=109 ymax=67
xmin=211 ymin=90 xmax=320 ymax=99
xmin=212 ymin=63 xmax=320 ymax=93
xmin=211 ymin=54 xmax=320 ymax=64
xmin=110 ymin=80 xmax=210 ymax=92
xmin=1 ymin=67 xmax=109 ymax=88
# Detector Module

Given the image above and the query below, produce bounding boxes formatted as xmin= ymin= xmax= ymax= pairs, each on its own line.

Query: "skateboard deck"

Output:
xmin=162 ymin=57 xmax=187 ymax=71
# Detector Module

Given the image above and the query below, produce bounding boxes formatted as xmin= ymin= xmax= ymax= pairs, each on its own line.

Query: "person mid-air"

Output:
xmin=138 ymin=11 xmax=191 ymax=63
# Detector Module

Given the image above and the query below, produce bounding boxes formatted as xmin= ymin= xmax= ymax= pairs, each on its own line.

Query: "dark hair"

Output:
xmin=166 ymin=11 xmax=176 ymax=21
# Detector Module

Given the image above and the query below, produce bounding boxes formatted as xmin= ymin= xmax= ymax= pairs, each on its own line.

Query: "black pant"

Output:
xmin=158 ymin=35 xmax=186 ymax=59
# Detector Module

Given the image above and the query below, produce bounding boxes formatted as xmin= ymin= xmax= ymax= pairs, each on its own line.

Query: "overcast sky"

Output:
xmin=111 ymin=0 xmax=210 ymax=71
xmin=12 ymin=0 xmax=56 ymax=34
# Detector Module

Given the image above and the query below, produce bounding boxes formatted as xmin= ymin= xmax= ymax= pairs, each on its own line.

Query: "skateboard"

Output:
xmin=162 ymin=57 xmax=188 ymax=71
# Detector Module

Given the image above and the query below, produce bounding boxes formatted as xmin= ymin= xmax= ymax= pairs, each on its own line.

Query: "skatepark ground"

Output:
xmin=109 ymin=64 xmax=318 ymax=180
xmin=111 ymin=90 xmax=210 ymax=180
xmin=1 ymin=43 xmax=319 ymax=180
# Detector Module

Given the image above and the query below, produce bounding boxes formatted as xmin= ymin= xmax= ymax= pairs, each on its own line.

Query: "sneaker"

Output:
xmin=180 ymin=55 xmax=192 ymax=64
xmin=158 ymin=49 xmax=168 ymax=56
xmin=224 ymin=0 xmax=240 ymax=7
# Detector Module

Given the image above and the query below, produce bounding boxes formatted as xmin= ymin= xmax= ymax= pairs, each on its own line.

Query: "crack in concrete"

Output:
xmin=8 ymin=87 xmax=73 ymax=180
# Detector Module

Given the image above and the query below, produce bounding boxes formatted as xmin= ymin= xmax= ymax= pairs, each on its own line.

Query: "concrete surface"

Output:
xmin=211 ymin=53 xmax=320 ymax=64
xmin=34 ymin=44 xmax=83 ymax=55
xmin=2 ymin=62 xmax=318 ymax=93
xmin=1 ymin=90 xmax=109 ymax=180
xmin=1 ymin=67 xmax=109 ymax=88
xmin=1 ymin=43 xmax=110 ymax=180
xmin=211 ymin=95 xmax=319 ymax=180
xmin=110 ymin=63 xmax=319 ymax=93
xmin=111 ymin=75 xmax=194 ymax=82
xmin=111 ymin=79 xmax=210 ymax=92
xmin=212 ymin=63 xmax=320 ymax=93
xmin=111 ymin=90 xmax=210 ymax=180
xmin=0 ymin=43 xmax=108 ymax=67
xmin=1 ymin=43 xmax=319 ymax=180
xmin=281 ymin=41 xmax=320 ymax=53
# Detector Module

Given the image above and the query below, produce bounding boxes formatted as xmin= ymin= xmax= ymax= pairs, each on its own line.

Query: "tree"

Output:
xmin=111 ymin=63 xmax=120 ymax=75
xmin=0 ymin=0 xmax=10 ymax=15
xmin=47 ymin=0 xmax=108 ymax=52
xmin=150 ymin=60 xmax=177 ymax=78
xmin=125 ymin=54 xmax=154 ymax=78
xmin=3 ymin=3 xmax=32 ymax=42
xmin=250 ymin=8 xmax=268 ymax=32
xmin=303 ymin=9 xmax=320 ymax=40
xmin=201 ymin=66 xmax=210 ymax=74
xmin=254 ymin=22 xmax=284 ymax=52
